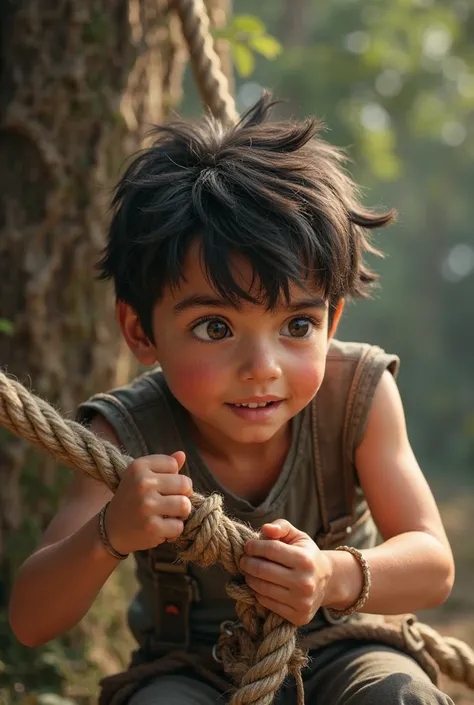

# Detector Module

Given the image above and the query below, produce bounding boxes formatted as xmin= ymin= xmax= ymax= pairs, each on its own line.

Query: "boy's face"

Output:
xmin=120 ymin=241 xmax=341 ymax=447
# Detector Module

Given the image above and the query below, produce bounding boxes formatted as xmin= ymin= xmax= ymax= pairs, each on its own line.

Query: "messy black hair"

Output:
xmin=98 ymin=94 xmax=395 ymax=341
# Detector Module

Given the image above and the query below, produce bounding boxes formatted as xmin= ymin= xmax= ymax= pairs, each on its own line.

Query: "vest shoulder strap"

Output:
xmin=312 ymin=339 xmax=400 ymax=549
xmin=77 ymin=370 xmax=195 ymax=652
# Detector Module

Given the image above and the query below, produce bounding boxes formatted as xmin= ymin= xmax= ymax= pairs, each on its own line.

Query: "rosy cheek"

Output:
xmin=291 ymin=357 xmax=325 ymax=398
xmin=164 ymin=358 xmax=224 ymax=407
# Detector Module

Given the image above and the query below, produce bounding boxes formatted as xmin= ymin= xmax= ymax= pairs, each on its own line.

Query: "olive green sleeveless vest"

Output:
xmin=77 ymin=339 xmax=399 ymax=655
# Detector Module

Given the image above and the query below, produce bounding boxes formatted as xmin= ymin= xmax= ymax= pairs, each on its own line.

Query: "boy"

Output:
xmin=9 ymin=95 xmax=455 ymax=705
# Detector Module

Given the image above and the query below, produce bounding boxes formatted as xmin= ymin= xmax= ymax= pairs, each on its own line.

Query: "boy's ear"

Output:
xmin=116 ymin=301 xmax=157 ymax=365
xmin=328 ymin=299 xmax=345 ymax=339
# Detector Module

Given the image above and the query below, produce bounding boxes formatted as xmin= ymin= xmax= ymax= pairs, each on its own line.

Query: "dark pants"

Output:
xmin=127 ymin=642 xmax=453 ymax=705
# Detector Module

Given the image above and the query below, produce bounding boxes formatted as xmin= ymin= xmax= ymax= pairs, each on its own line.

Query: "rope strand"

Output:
xmin=0 ymin=371 xmax=299 ymax=704
xmin=170 ymin=0 xmax=239 ymax=125
xmin=5 ymin=5 xmax=468 ymax=703
xmin=2 ymin=371 xmax=474 ymax=702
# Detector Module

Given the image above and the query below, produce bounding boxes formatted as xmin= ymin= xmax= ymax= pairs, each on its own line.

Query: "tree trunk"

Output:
xmin=278 ymin=0 xmax=312 ymax=48
xmin=0 ymin=0 xmax=221 ymax=695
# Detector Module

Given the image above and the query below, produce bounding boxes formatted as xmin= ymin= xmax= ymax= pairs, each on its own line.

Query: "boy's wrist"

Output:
xmin=98 ymin=502 xmax=130 ymax=561
xmin=320 ymin=548 xmax=365 ymax=611
xmin=90 ymin=509 xmax=124 ymax=564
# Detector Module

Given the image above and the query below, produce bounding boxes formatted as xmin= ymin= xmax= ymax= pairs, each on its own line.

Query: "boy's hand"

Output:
xmin=105 ymin=451 xmax=192 ymax=555
xmin=240 ymin=519 xmax=331 ymax=626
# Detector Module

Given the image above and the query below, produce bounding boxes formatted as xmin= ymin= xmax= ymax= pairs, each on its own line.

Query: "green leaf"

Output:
xmin=0 ymin=318 xmax=14 ymax=335
xmin=232 ymin=15 xmax=266 ymax=36
xmin=248 ymin=34 xmax=282 ymax=60
xmin=232 ymin=43 xmax=255 ymax=78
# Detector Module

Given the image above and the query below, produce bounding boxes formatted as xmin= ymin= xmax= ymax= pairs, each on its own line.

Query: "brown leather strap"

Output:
xmin=311 ymin=396 xmax=353 ymax=550
xmin=311 ymin=346 xmax=375 ymax=550
xmin=311 ymin=343 xmax=399 ymax=551
xmin=343 ymin=346 xmax=380 ymax=464
xmin=145 ymin=542 xmax=200 ymax=653
xmin=77 ymin=374 xmax=199 ymax=650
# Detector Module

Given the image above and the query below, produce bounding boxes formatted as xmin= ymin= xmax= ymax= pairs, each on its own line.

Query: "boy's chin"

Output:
xmin=220 ymin=422 xmax=288 ymax=445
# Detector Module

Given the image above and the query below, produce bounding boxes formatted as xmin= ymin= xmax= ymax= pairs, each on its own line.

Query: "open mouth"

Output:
xmin=226 ymin=400 xmax=283 ymax=418
xmin=230 ymin=401 xmax=277 ymax=408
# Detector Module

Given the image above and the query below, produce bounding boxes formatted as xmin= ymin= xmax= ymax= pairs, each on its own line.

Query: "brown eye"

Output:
xmin=193 ymin=318 xmax=230 ymax=341
xmin=207 ymin=320 xmax=228 ymax=340
xmin=285 ymin=317 xmax=312 ymax=338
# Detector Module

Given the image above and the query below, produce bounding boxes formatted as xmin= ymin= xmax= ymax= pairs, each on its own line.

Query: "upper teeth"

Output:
xmin=234 ymin=402 xmax=272 ymax=408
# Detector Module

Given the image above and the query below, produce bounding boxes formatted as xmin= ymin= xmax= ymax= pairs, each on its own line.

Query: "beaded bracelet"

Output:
xmin=98 ymin=501 xmax=129 ymax=561
xmin=325 ymin=545 xmax=371 ymax=618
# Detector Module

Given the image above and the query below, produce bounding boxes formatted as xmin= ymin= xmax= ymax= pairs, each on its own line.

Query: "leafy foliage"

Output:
xmin=232 ymin=0 xmax=474 ymax=479
xmin=3 ymin=2 xmax=473 ymax=703
xmin=213 ymin=14 xmax=282 ymax=77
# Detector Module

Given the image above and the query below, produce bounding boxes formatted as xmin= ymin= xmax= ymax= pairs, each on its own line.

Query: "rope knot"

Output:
xmin=3 ymin=371 xmax=474 ymax=704
xmin=177 ymin=492 xmax=227 ymax=567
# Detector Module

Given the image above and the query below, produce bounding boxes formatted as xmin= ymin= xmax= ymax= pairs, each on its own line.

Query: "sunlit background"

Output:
xmin=182 ymin=0 xmax=474 ymax=488
xmin=2 ymin=1 xmax=473 ymax=703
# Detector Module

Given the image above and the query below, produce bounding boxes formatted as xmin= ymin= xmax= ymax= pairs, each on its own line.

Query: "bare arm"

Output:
xmin=8 ymin=415 xmax=120 ymax=647
xmin=9 ymin=412 xmax=191 ymax=648
xmin=322 ymin=371 xmax=455 ymax=614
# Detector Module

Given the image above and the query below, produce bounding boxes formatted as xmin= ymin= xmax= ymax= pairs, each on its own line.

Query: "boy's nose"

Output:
xmin=238 ymin=343 xmax=282 ymax=382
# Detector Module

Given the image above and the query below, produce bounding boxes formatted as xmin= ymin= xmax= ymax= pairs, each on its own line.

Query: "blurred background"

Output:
xmin=0 ymin=1 xmax=473 ymax=704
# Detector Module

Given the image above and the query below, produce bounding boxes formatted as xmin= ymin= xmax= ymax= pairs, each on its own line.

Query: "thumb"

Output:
xmin=261 ymin=519 xmax=308 ymax=545
xmin=171 ymin=450 xmax=186 ymax=472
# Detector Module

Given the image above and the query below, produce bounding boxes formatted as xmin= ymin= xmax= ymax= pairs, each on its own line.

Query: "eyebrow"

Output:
xmin=173 ymin=294 xmax=328 ymax=314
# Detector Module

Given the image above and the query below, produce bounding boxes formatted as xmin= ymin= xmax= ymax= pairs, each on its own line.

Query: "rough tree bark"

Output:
xmin=0 ymin=0 xmax=235 ymax=697
xmin=0 ymin=0 xmax=232 ymax=612
xmin=0 ymin=0 xmax=232 ymax=695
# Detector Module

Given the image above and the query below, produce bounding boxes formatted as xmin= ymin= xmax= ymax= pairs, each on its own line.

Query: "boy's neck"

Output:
xmin=191 ymin=417 xmax=291 ymax=463
xmin=189 ymin=418 xmax=292 ymax=503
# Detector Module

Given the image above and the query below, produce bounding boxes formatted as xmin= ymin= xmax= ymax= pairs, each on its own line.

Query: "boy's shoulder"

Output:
xmin=325 ymin=338 xmax=399 ymax=382
xmin=76 ymin=366 xmax=172 ymax=458
xmin=327 ymin=338 xmax=397 ymax=365
xmin=78 ymin=365 xmax=167 ymax=417
xmin=102 ymin=365 xmax=166 ymax=405
xmin=317 ymin=339 xmax=400 ymax=451
xmin=323 ymin=338 xmax=400 ymax=400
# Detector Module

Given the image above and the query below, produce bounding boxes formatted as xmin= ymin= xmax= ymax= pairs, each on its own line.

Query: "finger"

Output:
xmin=254 ymin=593 xmax=299 ymax=625
xmin=157 ymin=494 xmax=192 ymax=520
xmin=146 ymin=454 xmax=182 ymax=474
xmin=171 ymin=450 xmax=186 ymax=471
xmin=240 ymin=555 xmax=293 ymax=588
xmin=244 ymin=538 xmax=299 ymax=568
xmin=148 ymin=516 xmax=184 ymax=541
xmin=155 ymin=473 xmax=193 ymax=497
xmin=261 ymin=522 xmax=286 ymax=539
xmin=245 ymin=574 xmax=291 ymax=605
xmin=262 ymin=519 xmax=307 ymax=545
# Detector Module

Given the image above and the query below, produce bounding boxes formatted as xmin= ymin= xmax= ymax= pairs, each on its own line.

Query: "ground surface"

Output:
xmin=421 ymin=488 xmax=474 ymax=704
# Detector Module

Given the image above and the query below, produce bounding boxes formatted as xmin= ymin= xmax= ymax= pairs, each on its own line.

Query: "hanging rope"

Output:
xmin=2 ymin=371 xmax=474 ymax=704
xmin=170 ymin=0 xmax=239 ymax=125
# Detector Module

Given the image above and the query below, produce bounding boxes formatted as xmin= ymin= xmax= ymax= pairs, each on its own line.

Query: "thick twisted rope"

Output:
xmin=0 ymin=371 xmax=303 ymax=705
xmin=2 ymin=371 xmax=474 ymax=703
xmin=170 ymin=0 xmax=239 ymax=125
xmin=302 ymin=617 xmax=474 ymax=689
